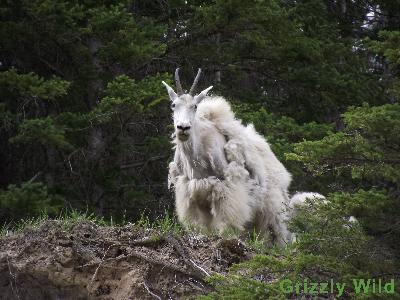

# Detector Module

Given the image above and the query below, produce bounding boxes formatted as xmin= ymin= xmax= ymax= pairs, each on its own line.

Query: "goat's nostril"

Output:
xmin=177 ymin=125 xmax=190 ymax=131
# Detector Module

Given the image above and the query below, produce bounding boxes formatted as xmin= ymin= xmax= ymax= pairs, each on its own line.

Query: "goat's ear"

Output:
xmin=162 ymin=81 xmax=178 ymax=101
xmin=194 ymin=86 xmax=213 ymax=104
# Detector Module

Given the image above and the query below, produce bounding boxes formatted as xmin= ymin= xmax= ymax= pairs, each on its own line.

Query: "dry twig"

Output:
xmin=143 ymin=281 xmax=162 ymax=300
xmin=87 ymin=245 xmax=112 ymax=296
xmin=165 ymin=234 xmax=210 ymax=278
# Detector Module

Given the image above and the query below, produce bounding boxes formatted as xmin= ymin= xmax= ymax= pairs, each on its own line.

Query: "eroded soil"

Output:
xmin=0 ymin=221 xmax=254 ymax=299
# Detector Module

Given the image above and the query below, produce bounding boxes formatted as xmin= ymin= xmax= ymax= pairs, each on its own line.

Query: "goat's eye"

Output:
xmin=194 ymin=104 xmax=197 ymax=110
xmin=171 ymin=103 xmax=176 ymax=109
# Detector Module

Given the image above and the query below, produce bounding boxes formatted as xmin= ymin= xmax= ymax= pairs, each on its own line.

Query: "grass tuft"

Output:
xmin=57 ymin=208 xmax=107 ymax=231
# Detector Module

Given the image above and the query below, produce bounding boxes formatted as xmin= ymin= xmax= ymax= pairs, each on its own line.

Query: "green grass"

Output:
xmin=57 ymin=208 xmax=108 ymax=230
xmin=0 ymin=208 xmax=108 ymax=236
xmin=245 ymin=228 xmax=268 ymax=253
xmin=0 ymin=221 xmax=12 ymax=236
xmin=134 ymin=211 xmax=183 ymax=234
xmin=0 ymin=210 xmax=49 ymax=236
xmin=0 ymin=209 xmax=185 ymax=236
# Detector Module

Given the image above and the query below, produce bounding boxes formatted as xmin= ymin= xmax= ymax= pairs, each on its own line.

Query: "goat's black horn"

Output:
xmin=189 ymin=68 xmax=202 ymax=96
xmin=175 ymin=68 xmax=184 ymax=96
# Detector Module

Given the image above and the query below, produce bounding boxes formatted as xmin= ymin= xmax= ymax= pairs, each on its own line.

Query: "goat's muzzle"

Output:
xmin=176 ymin=125 xmax=191 ymax=141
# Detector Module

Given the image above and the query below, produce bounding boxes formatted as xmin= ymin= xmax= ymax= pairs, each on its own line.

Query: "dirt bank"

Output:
xmin=0 ymin=220 xmax=254 ymax=299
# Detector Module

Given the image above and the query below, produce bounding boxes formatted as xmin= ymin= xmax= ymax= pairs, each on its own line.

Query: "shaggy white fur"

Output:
xmin=168 ymin=94 xmax=298 ymax=245
xmin=164 ymin=70 xmax=323 ymax=245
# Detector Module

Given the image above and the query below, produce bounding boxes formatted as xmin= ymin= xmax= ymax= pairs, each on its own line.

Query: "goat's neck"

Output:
xmin=176 ymin=119 xmax=227 ymax=180
xmin=175 ymin=120 xmax=206 ymax=178
xmin=178 ymin=121 xmax=202 ymax=161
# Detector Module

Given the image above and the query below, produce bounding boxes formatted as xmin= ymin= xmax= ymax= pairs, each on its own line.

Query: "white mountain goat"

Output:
xmin=163 ymin=68 xmax=322 ymax=245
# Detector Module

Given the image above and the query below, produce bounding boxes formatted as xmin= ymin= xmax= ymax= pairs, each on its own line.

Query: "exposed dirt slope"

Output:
xmin=0 ymin=221 xmax=254 ymax=299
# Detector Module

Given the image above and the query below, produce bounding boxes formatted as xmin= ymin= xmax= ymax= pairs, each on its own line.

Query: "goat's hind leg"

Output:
xmin=255 ymin=188 xmax=292 ymax=246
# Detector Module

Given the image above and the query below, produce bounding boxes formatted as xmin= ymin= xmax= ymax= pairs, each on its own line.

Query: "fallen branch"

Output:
xmin=125 ymin=250 xmax=205 ymax=280
xmin=79 ymin=235 xmax=165 ymax=252
xmin=87 ymin=245 xmax=111 ymax=296
xmin=165 ymin=234 xmax=210 ymax=278
xmin=76 ymin=248 xmax=205 ymax=281
xmin=143 ymin=281 xmax=162 ymax=300
xmin=129 ymin=236 xmax=165 ymax=247
xmin=189 ymin=259 xmax=210 ymax=277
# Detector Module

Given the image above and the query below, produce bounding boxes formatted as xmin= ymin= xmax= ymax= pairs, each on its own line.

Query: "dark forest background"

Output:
xmin=1 ymin=1 xmax=400 ymax=295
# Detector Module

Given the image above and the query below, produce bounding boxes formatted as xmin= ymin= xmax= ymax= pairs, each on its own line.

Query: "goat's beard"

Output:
xmin=176 ymin=131 xmax=190 ymax=142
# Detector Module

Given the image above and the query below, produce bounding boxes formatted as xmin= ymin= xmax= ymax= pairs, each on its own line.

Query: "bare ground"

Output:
xmin=0 ymin=220 xmax=254 ymax=299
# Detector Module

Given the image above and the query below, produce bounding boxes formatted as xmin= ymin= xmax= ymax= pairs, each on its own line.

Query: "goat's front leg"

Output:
xmin=187 ymin=176 xmax=220 ymax=202
xmin=174 ymin=175 xmax=220 ymax=230
xmin=168 ymin=161 xmax=180 ymax=189
xmin=168 ymin=149 xmax=183 ymax=189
